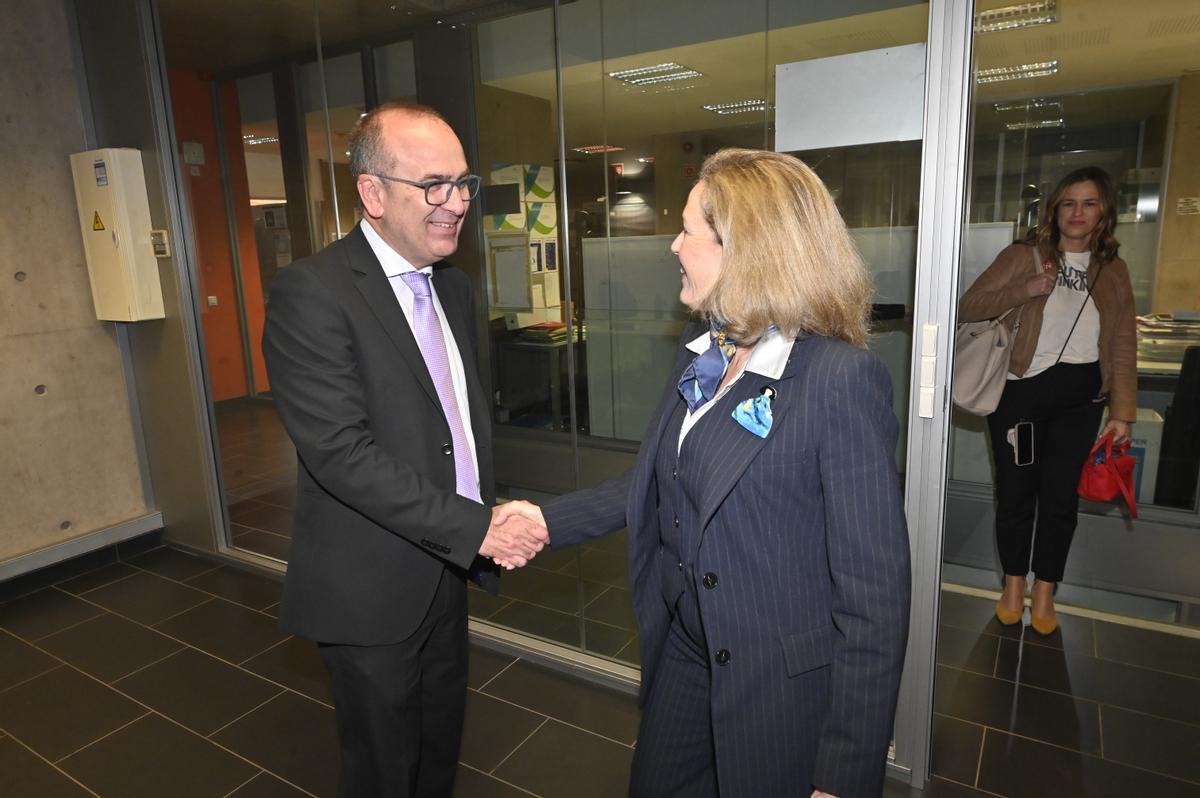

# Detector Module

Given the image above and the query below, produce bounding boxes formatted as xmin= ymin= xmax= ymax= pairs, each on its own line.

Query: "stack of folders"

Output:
xmin=1137 ymin=312 xmax=1200 ymax=363
xmin=519 ymin=321 xmax=568 ymax=343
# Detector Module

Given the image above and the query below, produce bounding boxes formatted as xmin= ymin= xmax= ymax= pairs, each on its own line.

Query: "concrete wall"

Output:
xmin=0 ymin=1 xmax=148 ymax=562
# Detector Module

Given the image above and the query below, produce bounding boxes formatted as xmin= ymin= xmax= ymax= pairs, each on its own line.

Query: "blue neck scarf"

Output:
xmin=677 ymin=324 xmax=738 ymax=412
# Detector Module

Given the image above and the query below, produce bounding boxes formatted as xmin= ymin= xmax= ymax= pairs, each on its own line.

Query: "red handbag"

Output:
xmin=1077 ymin=434 xmax=1137 ymax=518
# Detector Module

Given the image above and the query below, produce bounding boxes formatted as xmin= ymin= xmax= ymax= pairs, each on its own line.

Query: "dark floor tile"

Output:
xmin=253 ymin=485 xmax=296 ymax=510
xmin=930 ymin=714 xmax=984 ymax=785
xmin=614 ymin=637 xmax=641 ymax=667
xmin=467 ymin=586 xmax=514 ymax=620
xmin=483 ymin=659 xmax=640 ymax=745
xmin=58 ymin=712 xmax=257 ymax=798
xmin=581 ymin=620 xmax=637 ymax=659
xmin=115 ymin=531 xmax=165 ymax=560
xmin=229 ymin=498 xmax=272 ymax=523
xmin=935 ymin=665 xmax=1101 ymax=754
xmin=496 ymin=566 xmax=606 ymax=614
xmin=1093 ymin=621 xmax=1200 ymax=680
xmin=489 ymin=600 xmax=582 ymax=648
xmin=0 ymin=629 xmax=59 ymax=692
xmin=81 ymin=571 xmax=210 ymax=626
xmin=38 ymin=613 xmax=181 ymax=683
xmin=937 ymin=625 xmax=1001 ymax=676
xmin=154 ymin=597 xmax=288 ymax=664
xmin=977 ymin=728 xmax=1200 ymax=798
xmin=212 ymin=691 xmax=339 ymax=798
xmin=126 ymin=546 xmax=220 ymax=582
xmin=452 ymin=763 xmax=533 ymax=797
xmin=233 ymin=527 xmax=292 ymax=561
xmin=460 ymin=690 xmax=546 ymax=771
xmin=995 ymin=639 xmax=1200 ymax=726
xmin=0 ymin=548 xmax=117 ymax=602
xmin=262 ymin=602 xmax=280 ymax=619
xmin=582 ymin=527 xmax=629 ymax=557
xmin=922 ymin=777 xmax=999 ymax=797
xmin=241 ymin=636 xmax=332 ymax=705
xmin=115 ymin=647 xmax=283 ymax=736
xmin=235 ymin=504 xmax=295 ymax=537
xmin=575 ymin=548 xmax=630 ymax=588
xmin=938 ymin=591 xmax=1095 ymax=653
xmin=0 ymin=587 xmax=105 ymax=641
xmin=1101 ymin=705 xmax=1200 ymax=785
xmin=468 ymin=645 xmax=517 ymax=690
xmin=228 ymin=771 xmax=313 ymax=797
xmin=527 ymin=545 xmax=580 ymax=574
xmin=56 ymin=562 xmax=140 ymax=595
xmin=0 ymin=665 xmax=146 ymax=761
xmin=493 ymin=719 xmax=633 ymax=798
xmin=0 ymin=735 xmax=94 ymax=797
xmin=183 ymin=565 xmax=283 ymax=611
xmin=584 ymin=586 xmax=637 ymax=630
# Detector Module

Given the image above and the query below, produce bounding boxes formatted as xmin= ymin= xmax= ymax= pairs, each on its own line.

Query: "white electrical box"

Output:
xmin=69 ymin=148 xmax=166 ymax=321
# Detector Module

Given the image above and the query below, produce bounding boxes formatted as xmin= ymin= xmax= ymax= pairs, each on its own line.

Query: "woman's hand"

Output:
xmin=1101 ymin=419 xmax=1132 ymax=445
xmin=1025 ymin=269 xmax=1056 ymax=298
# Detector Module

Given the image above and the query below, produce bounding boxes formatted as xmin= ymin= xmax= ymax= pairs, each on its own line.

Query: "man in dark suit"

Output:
xmin=262 ymin=101 xmax=548 ymax=798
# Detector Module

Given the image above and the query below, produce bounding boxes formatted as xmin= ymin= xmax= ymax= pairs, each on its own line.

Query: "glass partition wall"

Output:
xmin=159 ymin=0 xmax=959 ymax=785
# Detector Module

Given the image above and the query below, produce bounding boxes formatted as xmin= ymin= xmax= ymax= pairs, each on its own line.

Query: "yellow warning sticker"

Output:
xmin=93 ymin=211 xmax=105 ymax=231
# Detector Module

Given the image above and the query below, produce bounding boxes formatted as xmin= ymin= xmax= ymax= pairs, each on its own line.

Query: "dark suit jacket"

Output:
xmin=262 ymin=225 xmax=495 ymax=646
xmin=543 ymin=324 xmax=911 ymax=798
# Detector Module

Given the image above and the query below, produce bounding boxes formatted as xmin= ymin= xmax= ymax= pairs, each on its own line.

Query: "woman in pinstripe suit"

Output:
xmin=499 ymin=149 xmax=911 ymax=798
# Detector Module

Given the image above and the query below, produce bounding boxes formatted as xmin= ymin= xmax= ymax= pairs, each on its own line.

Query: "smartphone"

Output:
xmin=1014 ymin=421 xmax=1034 ymax=466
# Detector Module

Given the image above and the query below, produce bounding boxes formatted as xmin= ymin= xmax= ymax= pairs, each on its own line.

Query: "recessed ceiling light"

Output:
xmin=702 ymin=99 xmax=769 ymax=115
xmin=573 ymin=145 xmax=625 ymax=155
xmin=975 ymin=1 xmax=1056 ymax=33
xmin=975 ymin=60 xmax=1058 ymax=83
xmin=1005 ymin=118 xmax=1064 ymax=131
xmin=993 ymin=97 xmax=1062 ymax=112
xmin=608 ymin=62 xmax=703 ymax=87
xmin=242 ymin=133 xmax=279 ymax=146
xmin=637 ymin=157 xmax=655 ymax=164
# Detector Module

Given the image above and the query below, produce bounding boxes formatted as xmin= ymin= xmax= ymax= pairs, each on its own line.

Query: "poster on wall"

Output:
xmin=544 ymin=241 xmax=558 ymax=271
xmin=529 ymin=240 xmax=543 ymax=272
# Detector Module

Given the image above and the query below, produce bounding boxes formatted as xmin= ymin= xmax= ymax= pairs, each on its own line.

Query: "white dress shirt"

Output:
xmin=360 ymin=220 xmax=481 ymax=495
xmin=678 ymin=327 xmax=795 ymax=453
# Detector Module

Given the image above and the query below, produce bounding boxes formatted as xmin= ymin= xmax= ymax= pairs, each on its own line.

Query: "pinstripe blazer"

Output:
xmin=542 ymin=323 xmax=911 ymax=798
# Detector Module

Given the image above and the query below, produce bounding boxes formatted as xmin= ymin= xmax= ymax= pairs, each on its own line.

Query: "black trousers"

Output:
xmin=318 ymin=567 xmax=468 ymax=798
xmin=987 ymin=362 xmax=1103 ymax=582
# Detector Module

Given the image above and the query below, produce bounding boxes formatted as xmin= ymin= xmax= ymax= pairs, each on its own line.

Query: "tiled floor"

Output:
xmin=3 ymin=543 xmax=1199 ymax=796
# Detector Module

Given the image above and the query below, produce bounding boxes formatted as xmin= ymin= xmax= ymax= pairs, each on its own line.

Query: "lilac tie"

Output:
xmin=399 ymin=271 xmax=480 ymax=503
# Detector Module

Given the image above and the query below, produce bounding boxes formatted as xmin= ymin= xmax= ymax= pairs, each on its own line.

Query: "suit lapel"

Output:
xmin=347 ymin=228 xmax=440 ymax=408
xmin=696 ymin=337 xmax=810 ymax=531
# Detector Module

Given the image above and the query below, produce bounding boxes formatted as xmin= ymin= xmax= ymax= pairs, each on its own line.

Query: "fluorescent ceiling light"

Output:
xmin=608 ymin=62 xmax=703 ymax=86
xmin=976 ymin=60 xmax=1058 ymax=83
xmin=993 ymin=97 xmax=1062 ymax=112
xmin=250 ymin=198 xmax=286 ymax=206
xmin=1005 ymin=118 xmax=1064 ymax=131
xmin=702 ymin=99 xmax=769 ymax=115
xmin=573 ymin=145 xmax=625 ymax=155
xmin=975 ymin=1 xmax=1056 ymax=33
xmin=242 ymin=133 xmax=279 ymax=146
xmin=637 ymin=157 xmax=655 ymax=164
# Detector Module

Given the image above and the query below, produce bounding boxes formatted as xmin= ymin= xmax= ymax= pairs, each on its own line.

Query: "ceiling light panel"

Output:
xmin=573 ymin=145 xmax=625 ymax=154
xmin=975 ymin=1 xmax=1057 ymax=33
xmin=975 ymin=60 xmax=1058 ymax=83
xmin=702 ymin=99 xmax=769 ymax=115
xmin=1004 ymin=118 xmax=1064 ymax=131
xmin=608 ymin=62 xmax=703 ymax=86
xmin=993 ymin=97 xmax=1062 ymax=112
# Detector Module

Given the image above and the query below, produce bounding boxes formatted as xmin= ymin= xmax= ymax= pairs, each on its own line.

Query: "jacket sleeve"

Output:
xmin=811 ymin=352 xmax=911 ymax=798
xmin=542 ymin=470 xmax=633 ymax=549
xmin=1104 ymin=259 xmax=1139 ymax=422
xmin=262 ymin=263 xmax=490 ymax=570
xmin=959 ymin=243 xmax=1038 ymax=322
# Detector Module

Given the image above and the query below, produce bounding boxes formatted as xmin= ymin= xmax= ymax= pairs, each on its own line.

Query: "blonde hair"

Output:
xmin=696 ymin=148 xmax=872 ymax=347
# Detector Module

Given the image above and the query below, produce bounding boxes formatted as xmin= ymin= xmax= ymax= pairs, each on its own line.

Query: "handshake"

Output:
xmin=478 ymin=500 xmax=547 ymax=570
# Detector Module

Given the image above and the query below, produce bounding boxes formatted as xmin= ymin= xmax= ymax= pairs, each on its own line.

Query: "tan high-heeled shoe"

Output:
xmin=1030 ymin=579 xmax=1058 ymax=635
xmin=995 ymin=575 xmax=1027 ymax=626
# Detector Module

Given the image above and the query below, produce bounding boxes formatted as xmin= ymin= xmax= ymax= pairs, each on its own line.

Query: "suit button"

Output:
xmin=702 ymin=573 xmax=718 ymax=589
xmin=441 ymin=443 xmax=452 ymax=455
xmin=672 ymin=467 xmax=677 ymax=480
xmin=677 ymin=561 xmax=684 ymax=571
xmin=673 ymin=516 xmax=679 ymax=527
xmin=715 ymin=649 xmax=731 ymax=665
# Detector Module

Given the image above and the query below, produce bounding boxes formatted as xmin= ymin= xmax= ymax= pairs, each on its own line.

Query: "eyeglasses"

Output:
xmin=374 ymin=173 xmax=481 ymax=206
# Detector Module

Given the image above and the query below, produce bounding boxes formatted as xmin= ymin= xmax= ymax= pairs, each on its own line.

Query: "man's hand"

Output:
xmin=811 ymin=790 xmax=838 ymax=798
xmin=479 ymin=503 xmax=548 ymax=570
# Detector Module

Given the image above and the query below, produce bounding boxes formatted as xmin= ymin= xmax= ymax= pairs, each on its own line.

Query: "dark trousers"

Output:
xmin=987 ymin=362 xmax=1104 ymax=582
xmin=630 ymin=611 xmax=719 ymax=798
xmin=318 ymin=567 xmax=468 ymax=798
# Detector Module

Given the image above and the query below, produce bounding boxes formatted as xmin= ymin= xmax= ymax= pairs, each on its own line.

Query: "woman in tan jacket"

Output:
xmin=959 ymin=166 xmax=1137 ymax=634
